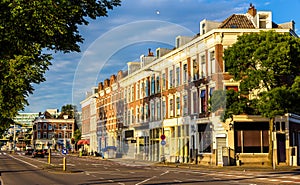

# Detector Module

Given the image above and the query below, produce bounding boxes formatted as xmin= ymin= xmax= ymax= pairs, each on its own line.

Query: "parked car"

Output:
xmin=25 ymin=149 xmax=34 ymax=155
xmin=32 ymin=149 xmax=45 ymax=158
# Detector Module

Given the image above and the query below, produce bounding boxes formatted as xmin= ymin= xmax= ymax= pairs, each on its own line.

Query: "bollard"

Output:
xmin=63 ymin=157 xmax=67 ymax=171
xmin=48 ymin=149 xmax=51 ymax=164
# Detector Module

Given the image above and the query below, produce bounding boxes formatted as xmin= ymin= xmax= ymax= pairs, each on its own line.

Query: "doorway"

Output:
xmin=276 ymin=133 xmax=286 ymax=164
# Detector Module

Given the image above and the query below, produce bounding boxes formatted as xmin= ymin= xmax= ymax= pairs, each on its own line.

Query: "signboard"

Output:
xmin=161 ymin=140 xmax=166 ymax=146
xmin=160 ymin=134 xmax=166 ymax=140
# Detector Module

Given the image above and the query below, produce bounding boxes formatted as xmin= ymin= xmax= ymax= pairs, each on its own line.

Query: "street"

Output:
xmin=0 ymin=151 xmax=300 ymax=185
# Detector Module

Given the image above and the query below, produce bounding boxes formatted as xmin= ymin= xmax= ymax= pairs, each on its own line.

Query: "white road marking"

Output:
xmin=160 ymin=170 xmax=169 ymax=176
xmin=9 ymin=155 xmax=39 ymax=168
xmin=135 ymin=176 xmax=157 ymax=185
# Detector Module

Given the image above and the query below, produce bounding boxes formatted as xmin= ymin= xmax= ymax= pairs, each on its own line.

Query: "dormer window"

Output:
xmin=202 ymin=23 xmax=206 ymax=34
xmin=176 ymin=38 xmax=180 ymax=48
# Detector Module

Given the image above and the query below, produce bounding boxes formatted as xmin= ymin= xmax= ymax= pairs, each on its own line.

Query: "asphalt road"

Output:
xmin=0 ymin=151 xmax=300 ymax=185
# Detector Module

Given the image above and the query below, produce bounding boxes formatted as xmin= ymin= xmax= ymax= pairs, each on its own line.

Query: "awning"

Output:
xmin=77 ymin=139 xmax=90 ymax=145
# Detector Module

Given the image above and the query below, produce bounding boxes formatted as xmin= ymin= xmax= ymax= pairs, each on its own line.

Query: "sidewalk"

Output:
xmin=107 ymin=157 xmax=300 ymax=172
xmin=63 ymin=153 xmax=300 ymax=173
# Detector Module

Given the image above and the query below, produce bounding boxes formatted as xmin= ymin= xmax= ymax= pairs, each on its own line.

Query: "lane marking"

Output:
xmin=160 ymin=170 xmax=169 ymax=176
xmin=135 ymin=176 xmax=157 ymax=185
xmin=9 ymin=155 xmax=39 ymax=168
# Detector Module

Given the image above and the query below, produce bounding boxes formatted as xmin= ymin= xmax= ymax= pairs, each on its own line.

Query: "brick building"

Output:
xmin=84 ymin=5 xmax=299 ymax=166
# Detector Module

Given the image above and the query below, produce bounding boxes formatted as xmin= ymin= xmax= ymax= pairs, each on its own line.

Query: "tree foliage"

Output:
xmin=59 ymin=104 xmax=77 ymax=119
xmin=0 ymin=0 xmax=121 ymax=129
xmin=223 ymin=31 xmax=300 ymax=120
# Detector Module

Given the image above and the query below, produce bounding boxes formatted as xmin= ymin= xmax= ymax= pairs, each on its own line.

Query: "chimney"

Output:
xmin=148 ymin=48 xmax=154 ymax=56
xmin=247 ymin=3 xmax=257 ymax=17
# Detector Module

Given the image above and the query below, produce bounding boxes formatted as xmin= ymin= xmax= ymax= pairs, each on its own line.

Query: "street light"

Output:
xmin=144 ymin=68 xmax=165 ymax=162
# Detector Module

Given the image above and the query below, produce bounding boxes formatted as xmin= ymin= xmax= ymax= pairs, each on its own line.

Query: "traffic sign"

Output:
xmin=161 ymin=140 xmax=166 ymax=146
xmin=62 ymin=148 xmax=68 ymax=155
xmin=160 ymin=134 xmax=166 ymax=140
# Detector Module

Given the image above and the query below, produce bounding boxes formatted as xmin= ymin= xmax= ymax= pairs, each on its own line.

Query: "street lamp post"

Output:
xmin=144 ymin=68 xmax=164 ymax=162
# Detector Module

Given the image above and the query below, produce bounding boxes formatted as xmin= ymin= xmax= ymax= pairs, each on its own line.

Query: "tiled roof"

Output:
xmin=218 ymin=14 xmax=255 ymax=29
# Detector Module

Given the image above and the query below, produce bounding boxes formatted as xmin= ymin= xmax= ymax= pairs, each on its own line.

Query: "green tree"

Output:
xmin=59 ymin=104 xmax=77 ymax=119
xmin=223 ymin=30 xmax=300 ymax=165
xmin=0 ymin=0 xmax=121 ymax=130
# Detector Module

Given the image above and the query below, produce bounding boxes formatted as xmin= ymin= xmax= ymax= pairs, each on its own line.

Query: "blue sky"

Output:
xmin=23 ymin=0 xmax=300 ymax=113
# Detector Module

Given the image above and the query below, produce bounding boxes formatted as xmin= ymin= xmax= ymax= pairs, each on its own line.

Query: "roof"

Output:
xmin=218 ymin=14 xmax=255 ymax=29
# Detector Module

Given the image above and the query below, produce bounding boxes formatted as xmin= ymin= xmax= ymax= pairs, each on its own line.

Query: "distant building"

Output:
xmin=32 ymin=111 xmax=75 ymax=150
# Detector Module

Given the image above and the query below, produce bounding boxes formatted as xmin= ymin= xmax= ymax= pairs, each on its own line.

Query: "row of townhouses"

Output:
xmin=81 ymin=5 xmax=300 ymax=166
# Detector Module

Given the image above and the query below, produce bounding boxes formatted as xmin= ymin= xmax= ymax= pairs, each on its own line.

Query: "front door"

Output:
xmin=277 ymin=133 xmax=286 ymax=164
xmin=216 ymin=137 xmax=226 ymax=166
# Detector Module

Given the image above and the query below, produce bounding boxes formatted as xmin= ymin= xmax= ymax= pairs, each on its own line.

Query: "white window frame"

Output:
xmin=200 ymin=53 xmax=206 ymax=78
xmin=209 ymin=49 xmax=215 ymax=75
xmin=175 ymin=64 xmax=180 ymax=87
xmin=182 ymin=62 xmax=188 ymax=83
xmin=191 ymin=87 xmax=198 ymax=114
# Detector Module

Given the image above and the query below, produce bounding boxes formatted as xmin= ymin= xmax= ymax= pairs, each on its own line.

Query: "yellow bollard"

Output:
xmin=48 ymin=149 xmax=51 ymax=164
xmin=63 ymin=157 xmax=67 ymax=171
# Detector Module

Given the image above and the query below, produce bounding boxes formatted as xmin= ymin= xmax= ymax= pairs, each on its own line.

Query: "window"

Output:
xmin=150 ymin=102 xmax=155 ymax=121
xmin=156 ymin=76 xmax=160 ymax=93
xmin=192 ymin=59 xmax=199 ymax=80
xmin=176 ymin=38 xmax=180 ymax=48
xmin=183 ymin=64 xmax=188 ymax=83
xmin=200 ymin=55 xmax=206 ymax=78
xmin=69 ymin=124 xmax=72 ymax=130
xmin=48 ymin=133 xmax=52 ymax=139
xmin=131 ymin=86 xmax=134 ymax=102
xmin=140 ymin=106 xmax=144 ymax=122
xmin=43 ymin=123 xmax=47 ymax=130
xmin=124 ymin=112 xmax=127 ymax=125
xmin=226 ymin=86 xmax=238 ymax=92
xmin=48 ymin=124 xmax=52 ymax=131
xmin=145 ymin=80 xmax=149 ymax=97
xmin=210 ymin=51 xmax=215 ymax=75
xmin=183 ymin=95 xmax=188 ymax=115
xmin=141 ymin=82 xmax=145 ymax=97
xmin=151 ymin=75 xmax=155 ymax=95
xmin=69 ymin=133 xmax=72 ymax=138
xmin=59 ymin=124 xmax=62 ymax=129
xmin=169 ymin=98 xmax=174 ymax=117
xmin=162 ymin=100 xmax=166 ymax=118
xmin=58 ymin=132 xmax=62 ymax=138
xmin=38 ymin=123 xmax=41 ymax=130
xmin=235 ymin=122 xmax=269 ymax=153
xmin=37 ymin=132 xmax=41 ymax=139
xmin=136 ymin=107 xmax=140 ymax=123
xmin=169 ymin=69 xmax=173 ymax=88
xmin=209 ymin=87 xmax=214 ymax=97
xmin=176 ymin=96 xmax=180 ymax=116
xmin=145 ymin=104 xmax=149 ymax=121
xmin=131 ymin=109 xmax=134 ymax=124
xmin=157 ymin=101 xmax=161 ymax=120
xmin=128 ymin=87 xmax=131 ymax=102
xmin=176 ymin=66 xmax=180 ymax=86
xmin=127 ymin=110 xmax=130 ymax=125
xmin=162 ymin=73 xmax=166 ymax=90
xmin=200 ymin=90 xmax=206 ymax=113
xmin=192 ymin=91 xmax=198 ymax=114
xmin=136 ymin=83 xmax=140 ymax=100
xmin=43 ymin=132 xmax=47 ymax=139
xmin=198 ymin=124 xmax=212 ymax=153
